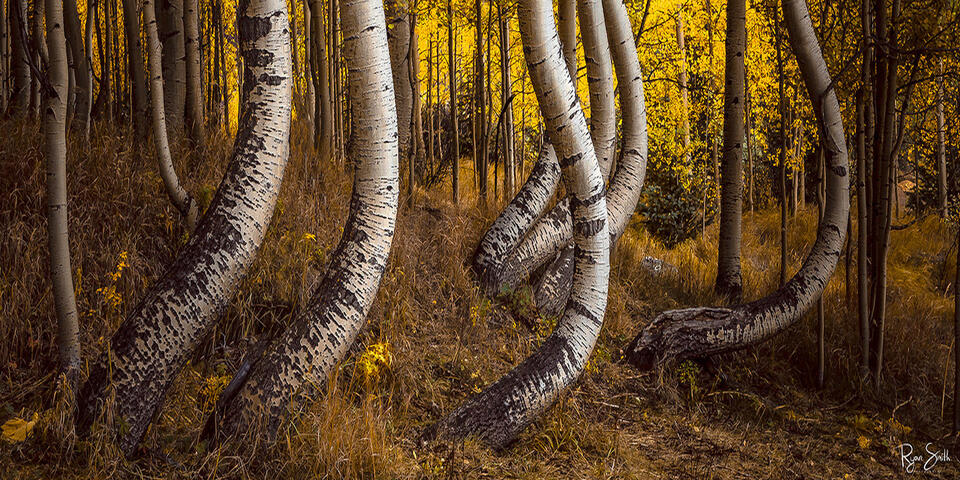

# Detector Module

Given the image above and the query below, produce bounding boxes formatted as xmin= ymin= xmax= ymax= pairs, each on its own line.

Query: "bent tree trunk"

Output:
xmin=508 ymin=0 xmax=648 ymax=313
xmin=625 ymin=0 xmax=849 ymax=371
xmin=715 ymin=0 xmax=745 ymax=302
xmin=76 ymin=0 xmax=292 ymax=455
xmin=212 ymin=0 xmax=399 ymax=439
xmin=44 ymin=0 xmax=81 ymax=385
xmin=430 ymin=0 xmax=609 ymax=448
xmin=144 ymin=0 xmax=198 ymax=229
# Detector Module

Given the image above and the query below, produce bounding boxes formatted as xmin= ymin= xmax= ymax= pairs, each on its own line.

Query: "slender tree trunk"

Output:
xmin=183 ymin=0 xmax=203 ymax=144
xmin=777 ymin=11 xmax=787 ymax=288
xmin=716 ymin=0 xmax=745 ymax=302
xmin=627 ymin=0 xmax=849 ymax=370
xmin=856 ymin=0 xmax=872 ymax=378
xmin=676 ymin=16 xmax=691 ymax=166
xmin=386 ymin=0 xmax=411 ymax=155
xmin=121 ymin=0 xmax=149 ymax=136
xmin=816 ymin=146 xmax=826 ymax=388
xmin=43 ymin=0 xmax=80 ymax=387
xmin=157 ymin=0 xmax=185 ymax=132
xmin=745 ymin=75 xmax=754 ymax=213
xmin=953 ymin=225 xmax=960 ymax=433
xmin=433 ymin=0 xmax=610 ymax=446
xmin=475 ymin=0 xmax=487 ymax=204
xmin=448 ymin=0 xmax=459 ymax=204
xmin=29 ymin=0 xmax=44 ymax=119
xmin=77 ymin=0 xmax=292 ymax=455
xmin=499 ymin=11 xmax=514 ymax=196
xmin=408 ymin=11 xmax=422 ymax=207
xmin=8 ymin=0 xmax=30 ymax=114
xmin=144 ymin=0 xmax=197 ymax=229
xmin=936 ymin=60 xmax=947 ymax=216
xmin=0 ymin=0 xmax=7 ymax=114
xmin=213 ymin=0 xmax=398 ymax=438
xmin=62 ymin=0 xmax=91 ymax=132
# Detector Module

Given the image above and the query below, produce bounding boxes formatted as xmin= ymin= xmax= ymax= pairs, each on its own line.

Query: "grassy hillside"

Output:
xmin=1 ymin=119 xmax=958 ymax=478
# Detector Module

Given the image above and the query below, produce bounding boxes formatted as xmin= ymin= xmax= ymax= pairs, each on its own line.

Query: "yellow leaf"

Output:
xmin=857 ymin=435 xmax=871 ymax=450
xmin=2 ymin=413 xmax=39 ymax=443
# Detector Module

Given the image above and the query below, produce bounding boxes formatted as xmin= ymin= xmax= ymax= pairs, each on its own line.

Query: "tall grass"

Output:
xmin=1 ymin=118 xmax=957 ymax=478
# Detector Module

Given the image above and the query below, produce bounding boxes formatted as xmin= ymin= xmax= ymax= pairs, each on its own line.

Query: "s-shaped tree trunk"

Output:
xmin=76 ymin=0 xmax=292 ymax=455
xmin=715 ymin=0 xmax=745 ymax=302
xmin=625 ymin=0 xmax=849 ymax=371
xmin=44 ymin=0 xmax=81 ymax=387
xmin=144 ymin=0 xmax=198 ymax=230
xmin=429 ymin=0 xmax=609 ymax=448
xmin=211 ymin=0 xmax=398 ymax=439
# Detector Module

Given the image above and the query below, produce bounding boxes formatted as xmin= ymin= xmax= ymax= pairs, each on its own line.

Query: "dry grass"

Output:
xmin=1 ymin=118 xmax=958 ymax=478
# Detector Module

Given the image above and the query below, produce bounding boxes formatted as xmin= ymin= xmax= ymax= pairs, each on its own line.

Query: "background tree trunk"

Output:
xmin=43 ymin=0 xmax=81 ymax=387
xmin=183 ymin=0 xmax=204 ymax=144
xmin=62 ymin=0 xmax=92 ymax=132
xmin=121 ymin=0 xmax=149 ymax=136
xmin=448 ymin=0 xmax=459 ymax=204
xmin=8 ymin=0 xmax=31 ymax=115
xmin=715 ymin=0 xmax=745 ymax=302
xmin=158 ymin=0 xmax=186 ymax=132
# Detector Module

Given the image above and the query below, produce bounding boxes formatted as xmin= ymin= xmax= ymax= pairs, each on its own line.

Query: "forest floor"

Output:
xmin=1 ymin=120 xmax=959 ymax=479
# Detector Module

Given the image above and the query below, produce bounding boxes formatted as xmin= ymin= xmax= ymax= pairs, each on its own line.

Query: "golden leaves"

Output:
xmin=1 ymin=413 xmax=39 ymax=443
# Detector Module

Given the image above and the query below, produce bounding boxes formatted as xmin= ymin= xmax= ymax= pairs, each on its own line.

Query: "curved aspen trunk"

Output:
xmin=715 ymin=0 xmax=745 ymax=302
xmin=430 ymin=0 xmax=609 ymax=448
xmin=144 ymin=0 xmax=198 ymax=230
xmin=44 ymin=0 xmax=81 ymax=385
xmin=76 ymin=0 xmax=292 ymax=455
xmin=183 ymin=0 xmax=204 ymax=144
xmin=625 ymin=0 xmax=849 ymax=371
xmin=213 ymin=0 xmax=398 ymax=439
xmin=502 ymin=0 xmax=648 ymax=303
xmin=472 ymin=0 xmax=617 ymax=299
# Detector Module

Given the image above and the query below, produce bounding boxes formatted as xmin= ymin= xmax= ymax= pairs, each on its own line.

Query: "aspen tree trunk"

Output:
xmin=816 ymin=146 xmax=826 ymax=388
xmin=448 ymin=0 xmax=459 ymax=204
xmin=676 ymin=15 xmax=691 ymax=166
xmin=76 ymin=0 xmax=292 ymax=454
xmin=936 ymin=60 xmax=947 ymax=216
xmin=475 ymin=0 xmax=487 ymax=204
xmin=158 ymin=0 xmax=186 ymax=131
xmin=745 ymin=80 xmax=754 ymax=213
xmin=183 ymin=0 xmax=204 ymax=144
xmin=83 ymin=0 xmax=94 ymax=133
xmin=626 ymin=0 xmax=849 ymax=371
xmin=121 ymin=0 xmax=149 ymax=136
xmin=499 ymin=11 xmax=514 ymax=196
xmin=8 ymin=0 xmax=30 ymax=114
xmin=386 ymin=0 xmax=411 ymax=153
xmin=715 ymin=0 xmax=745 ymax=302
xmin=485 ymin=0 xmax=646 ymax=299
xmin=43 ymin=0 xmax=80 ymax=387
xmin=530 ymin=0 xmax=617 ymax=314
xmin=427 ymin=35 xmax=434 ymax=169
xmin=777 ymin=11 xmax=787 ymax=288
xmin=214 ymin=0 xmax=397 ymax=438
xmin=558 ymin=0 xmax=576 ymax=81
xmin=312 ymin=0 xmax=332 ymax=159
xmin=28 ymin=0 xmax=44 ymax=119
xmin=303 ymin=0 xmax=314 ymax=123
xmin=144 ymin=0 xmax=197 ymax=229
xmin=62 ymin=0 xmax=92 ymax=132
xmin=432 ymin=0 xmax=609 ymax=446
xmin=0 ymin=1 xmax=7 ymax=114
xmin=408 ymin=11 xmax=423 ymax=207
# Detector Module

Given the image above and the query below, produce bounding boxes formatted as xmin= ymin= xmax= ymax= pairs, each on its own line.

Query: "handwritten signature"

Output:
xmin=898 ymin=443 xmax=952 ymax=473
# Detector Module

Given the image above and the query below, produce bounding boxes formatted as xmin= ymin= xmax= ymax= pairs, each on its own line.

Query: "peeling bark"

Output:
xmin=76 ymin=0 xmax=292 ymax=455
xmin=625 ymin=0 xmax=849 ymax=371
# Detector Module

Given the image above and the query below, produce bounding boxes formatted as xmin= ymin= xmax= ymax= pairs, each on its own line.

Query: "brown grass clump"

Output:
xmin=1 ymin=118 xmax=958 ymax=478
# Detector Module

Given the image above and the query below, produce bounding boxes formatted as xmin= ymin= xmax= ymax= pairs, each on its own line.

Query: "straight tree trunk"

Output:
xmin=745 ymin=75 xmax=754 ymax=213
xmin=953 ymin=225 xmax=960 ymax=432
xmin=715 ymin=0 xmax=745 ymax=302
xmin=121 ymin=0 xmax=149 ymax=136
xmin=77 ymin=0 xmax=292 ymax=455
xmin=676 ymin=16 xmax=691 ymax=166
xmin=475 ymin=0 xmax=487 ymax=204
xmin=7 ymin=0 xmax=30 ymax=115
xmin=433 ymin=0 xmax=610 ymax=446
xmin=777 ymin=12 xmax=787 ymax=288
xmin=448 ymin=0 xmax=459 ymax=204
xmin=213 ymin=0 xmax=398 ymax=438
xmin=158 ymin=0 xmax=186 ymax=132
xmin=499 ymin=11 xmax=514 ymax=196
xmin=62 ymin=0 xmax=92 ymax=132
xmin=386 ymin=0 xmax=411 ymax=154
xmin=856 ymin=0 xmax=872 ymax=378
xmin=936 ymin=59 xmax=947 ymax=216
xmin=627 ymin=0 xmax=849 ymax=370
xmin=408 ymin=11 xmax=422 ymax=207
xmin=0 ymin=0 xmax=7 ymax=114
xmin=312 ymin=0 xmax=333 ymax=159
xmin=183 ymin=0 xmax=203 ymax=144
xmin=302 ymin=0 xmax=314 ymax=123
xmin=43 ymin=0 xmax=81 ymax=386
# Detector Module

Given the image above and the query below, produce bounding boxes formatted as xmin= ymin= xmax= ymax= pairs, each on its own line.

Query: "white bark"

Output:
xmin=77 ymin=0 xmax=292 ymax=455
xmin=44 ymin=0 xmax=80 ymax=383
xmin=215 ymin=0 xmax=399 ymax=439
xmin=184 ymin=0 xmax=204 ymax=142
xmin=144 ymin=0 xmax=198 ymax=229
xmin=625 ymin=0 xmax=849 ymax=370
xmin=431 ymin=0 xmax=609 ymax=448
